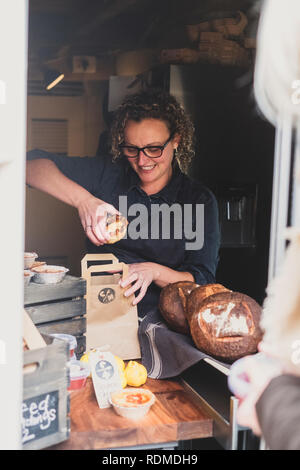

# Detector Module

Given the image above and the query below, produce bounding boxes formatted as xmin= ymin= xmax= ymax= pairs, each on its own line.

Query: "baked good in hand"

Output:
xmin=159 ymin=281 xmax=199 ymax=334
xmin=106 ymin=213 xmax=128 ymax=244
xmin=189 ymin=291 xmax=263 ymax=362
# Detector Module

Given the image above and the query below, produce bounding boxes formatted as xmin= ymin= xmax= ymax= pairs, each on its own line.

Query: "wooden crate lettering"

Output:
xmin=23 ymin=336 xmax=70 ymax=450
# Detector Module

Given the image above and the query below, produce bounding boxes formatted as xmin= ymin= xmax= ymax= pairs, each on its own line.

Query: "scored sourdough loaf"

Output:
xmin=189 ymin=291 xmax=263 ymax=362
xmin=159 ymin=281 xmax=199 ymax=334
xmin=185 ymin=283 xmax=230 ymax=322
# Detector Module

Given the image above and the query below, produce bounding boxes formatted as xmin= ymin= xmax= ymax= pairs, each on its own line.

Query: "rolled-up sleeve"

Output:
xmin=27 ymin=149 xmax=108 ymax=195
xmin=177 ymin=188 xmax=220 ymax=285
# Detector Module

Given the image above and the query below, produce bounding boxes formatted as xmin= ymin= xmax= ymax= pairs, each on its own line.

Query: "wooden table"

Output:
xmin=49 ymin=376 xmax=213 ymax=450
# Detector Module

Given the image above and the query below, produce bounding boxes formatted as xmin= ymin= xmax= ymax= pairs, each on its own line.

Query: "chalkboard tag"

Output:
xmin=22 ymin=391 xmax=59 ymax=445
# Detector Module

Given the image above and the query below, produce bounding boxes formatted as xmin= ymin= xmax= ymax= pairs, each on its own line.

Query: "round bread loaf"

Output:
xmin=159 ymin=281 xmax=199 ymax=334
xmin=106 ymin=213 xmax=128 ymax=244
xmin=189 ymin=291 xmax=263 ymax=362
xmin=186 ymin=284 xmax=230 ymax=322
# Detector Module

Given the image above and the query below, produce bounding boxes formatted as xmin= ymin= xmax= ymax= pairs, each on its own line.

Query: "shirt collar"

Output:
xmin=123 ymin=159 xmax=183 ymax=204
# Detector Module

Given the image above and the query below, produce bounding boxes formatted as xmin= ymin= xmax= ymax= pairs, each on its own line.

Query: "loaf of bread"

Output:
xmin=185 ymin=283 xmax=230 ymax=322
xmin=159 ymin=281 xmax=199 ymax=334
xmin=189 ymin=291 xmax=263 ymax=362
xmin=106 ymin=213 xmax=128 ymax=244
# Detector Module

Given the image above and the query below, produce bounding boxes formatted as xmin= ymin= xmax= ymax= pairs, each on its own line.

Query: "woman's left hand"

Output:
xmin=119 ymin=262 xmax=160 ymax=305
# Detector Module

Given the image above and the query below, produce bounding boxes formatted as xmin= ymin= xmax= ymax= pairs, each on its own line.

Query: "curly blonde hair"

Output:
xmin=110 ymin=89 xmax=195 ymax=174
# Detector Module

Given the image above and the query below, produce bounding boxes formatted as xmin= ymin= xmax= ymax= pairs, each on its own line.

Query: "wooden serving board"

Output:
xmin=47 ymin=377 xmax=213 ymax=450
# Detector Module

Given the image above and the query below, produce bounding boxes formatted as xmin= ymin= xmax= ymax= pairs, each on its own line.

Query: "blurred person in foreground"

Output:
xmin=230 ymin=0 xmax=300 ymax=450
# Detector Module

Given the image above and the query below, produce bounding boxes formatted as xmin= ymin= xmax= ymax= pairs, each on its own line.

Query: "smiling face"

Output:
xmin=123 ymin=118 xmax=180 ymax=194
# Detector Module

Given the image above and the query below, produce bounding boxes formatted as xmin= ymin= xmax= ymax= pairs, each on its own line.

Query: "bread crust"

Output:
xmin=189 ymin=291 xmax=263 ymax=362
xmin=159 ymin=281 xmax=199 ymax=334
xmin=186 ymin=284 xmax=230 ymax=322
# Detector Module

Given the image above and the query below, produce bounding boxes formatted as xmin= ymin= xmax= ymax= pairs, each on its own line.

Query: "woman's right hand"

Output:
xmin=77 ymin=195 xmax=120 ymax=246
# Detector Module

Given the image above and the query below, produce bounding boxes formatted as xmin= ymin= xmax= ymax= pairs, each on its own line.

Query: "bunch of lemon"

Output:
xmin=115 ymin=358 xmax=148 ymax=388
xmin=80 ymin=352 xmax=147 ymax=388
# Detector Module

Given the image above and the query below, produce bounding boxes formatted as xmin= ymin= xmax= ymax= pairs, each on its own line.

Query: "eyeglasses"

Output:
xmin=119 ymin=131 xmax=175 ymax=159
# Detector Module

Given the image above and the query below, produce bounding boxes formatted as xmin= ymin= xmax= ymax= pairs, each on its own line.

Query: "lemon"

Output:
xmin=80 ymin=348 xmax=97 ymax=364
xmin=124 ymin=360 xmax=147 ymax=387
xmin=114 ymin=355 xmax=125 ymax=372
xmin=120 ymin=370 xmax=127 ymax=388
xmin=80 ymin=352 xmax=91 ymax=377
xmin=80 ymin=352 xmax=90 ymax=364
xmin=114 ymin=355 xmax=126 ymax=387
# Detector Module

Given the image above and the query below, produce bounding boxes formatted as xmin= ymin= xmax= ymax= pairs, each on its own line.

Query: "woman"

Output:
xmin=27 ymin=89 xmax=220 ymax=317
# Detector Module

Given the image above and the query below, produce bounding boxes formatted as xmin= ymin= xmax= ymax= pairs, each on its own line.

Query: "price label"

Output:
xmin=90 ymin=350 xmax=122 ymax=408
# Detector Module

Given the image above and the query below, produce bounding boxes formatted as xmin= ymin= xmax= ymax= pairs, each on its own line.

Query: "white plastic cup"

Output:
xmin=68 ymin=360 xmax=90 ymax=391
xmin=50 ymin=333 xmax=77 ymax=361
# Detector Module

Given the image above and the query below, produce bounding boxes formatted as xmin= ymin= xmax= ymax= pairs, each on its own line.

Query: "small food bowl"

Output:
xmin=109 ymin=388 xmax=155 ymax=420
xmin=31 ymin=265 xmax=69 ymax=284
xmin=68 ymin=360 xmax=90 ymax=391
xmin=24 ymin=252 xmax=38 ymax=269
xmin=24 ymin=270 xmax=34 ymax=287
xmin=30 ymin=260 xmax=46 ymax=269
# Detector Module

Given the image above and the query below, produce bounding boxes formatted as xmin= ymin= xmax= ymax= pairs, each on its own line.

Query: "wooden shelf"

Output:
xmin=48 ymin=376 xmax=213 ymax=450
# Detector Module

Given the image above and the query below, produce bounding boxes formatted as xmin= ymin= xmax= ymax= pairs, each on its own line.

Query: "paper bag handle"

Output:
xmin=81 ymin=253 xmax=118 ymax=279
xmin=84 ymin=262 xmax=129 ymax=281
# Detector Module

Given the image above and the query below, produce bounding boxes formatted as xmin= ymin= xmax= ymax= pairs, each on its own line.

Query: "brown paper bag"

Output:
xmin=81 ymin=254 xmax=141 ymax=360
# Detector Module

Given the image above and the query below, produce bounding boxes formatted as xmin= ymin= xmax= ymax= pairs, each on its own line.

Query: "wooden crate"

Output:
xmin=22 ymin=335 xmax=70 ymax=450
xmin=24 ymin=275 xmax=86 ymax=357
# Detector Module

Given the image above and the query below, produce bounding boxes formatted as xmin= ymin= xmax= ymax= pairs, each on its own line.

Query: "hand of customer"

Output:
xmin=77 ymin=195 xmax=120 ymax=246
xmin=258 ymin=341 xmax=300 ymax=377
xmin=236 ymin=353 xmax=283 ymax=435
xmin=119 ymin=262 xmax=160 ymax=305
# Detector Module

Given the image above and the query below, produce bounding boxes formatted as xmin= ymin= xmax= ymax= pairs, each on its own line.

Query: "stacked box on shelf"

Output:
xmin=23 ymin=334 xmax=70 ymax=449
xmin=24 ymin=275 xmax=86 ymax=358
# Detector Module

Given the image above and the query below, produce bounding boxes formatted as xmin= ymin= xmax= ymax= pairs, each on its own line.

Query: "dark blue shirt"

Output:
xmin=27 ymin=150 xmax=220 ymax=317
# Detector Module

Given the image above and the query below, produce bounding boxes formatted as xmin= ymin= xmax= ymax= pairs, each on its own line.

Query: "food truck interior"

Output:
xmin=23 ymin=0 xmax=276 ymax=450
xmin=26 ymin=0 xmax=274 ymax=304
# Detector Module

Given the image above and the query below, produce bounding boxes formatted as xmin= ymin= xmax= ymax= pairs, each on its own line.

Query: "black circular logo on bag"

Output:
xmin=98 ymin=287 xmax=115 ymax=304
